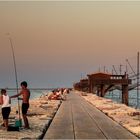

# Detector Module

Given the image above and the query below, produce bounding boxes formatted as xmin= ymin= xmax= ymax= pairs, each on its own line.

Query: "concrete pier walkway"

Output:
xmin=44 ymin=92 xmax=137 ymax=139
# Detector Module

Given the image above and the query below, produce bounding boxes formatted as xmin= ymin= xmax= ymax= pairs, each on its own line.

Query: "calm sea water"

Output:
xmin=7 ymin=89 xmax=50 ymax=106
xmin=8 ymin=89 xmax=140 ymax=109
xmin=105 ymin=89 xmax=140 ymax=108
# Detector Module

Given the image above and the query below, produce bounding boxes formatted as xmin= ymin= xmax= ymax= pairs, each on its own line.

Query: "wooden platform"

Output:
xmin=43 ymin=92 xmax=137 ymax=139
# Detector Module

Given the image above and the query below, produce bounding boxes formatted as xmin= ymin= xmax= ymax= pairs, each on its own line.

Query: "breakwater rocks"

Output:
xmin=78 ymin=91 xmax=140 ymax=138
xmin=0 ymin=96 xmax=61 ymax=139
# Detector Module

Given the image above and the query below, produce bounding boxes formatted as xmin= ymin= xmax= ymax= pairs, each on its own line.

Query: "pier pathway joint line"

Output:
xmin=43 ymin=91 xmax=137 ymax=139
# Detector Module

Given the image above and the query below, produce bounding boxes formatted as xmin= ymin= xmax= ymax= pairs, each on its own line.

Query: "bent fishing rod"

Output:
xmin=8 ymin=35 xmax=21 ymax=120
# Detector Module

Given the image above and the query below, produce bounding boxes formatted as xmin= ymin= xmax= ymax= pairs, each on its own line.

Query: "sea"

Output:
xmin=105 ymin=89 xmax=140 ymax=109
xmin=6 ymin=89 xmax=51 ymax=106
xmin=7 ymin=88 xmax=140 ymax=109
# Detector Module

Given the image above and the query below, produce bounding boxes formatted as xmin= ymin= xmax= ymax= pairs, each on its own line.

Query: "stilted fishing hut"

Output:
xmin=87 ymin=72 xmax=131 ymax=105
xmin=73 ymin=79 xmax=89 ymax=92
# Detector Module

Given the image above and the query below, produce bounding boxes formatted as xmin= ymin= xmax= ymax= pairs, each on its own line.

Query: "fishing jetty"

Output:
xmin=0 ymin=65 xmax=140 ymax=139
xmin=44 ymin=91 xmax=138 ymax=139
xmin=0 ymin=88 xmax=140 ymax=139
xmin=44 ymin=72 xmax=140 ymax=139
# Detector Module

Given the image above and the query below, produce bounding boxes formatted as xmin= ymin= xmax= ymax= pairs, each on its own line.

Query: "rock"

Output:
xmin=80 ymin=91 xmax=140 ymax=138
xmin=0 ymin=97 xmax=61 ymax=139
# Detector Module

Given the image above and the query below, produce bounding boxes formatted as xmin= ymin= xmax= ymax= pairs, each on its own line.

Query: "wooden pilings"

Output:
xmin=122 ymin=74 xmax=129 ymax=105
xmin=100 ymin=84 xmax=105 ymax=97
xmin=74 ymin=72 xmax=131 ymax=106
xmin=122 ymin=85 xmax=128 ymax=105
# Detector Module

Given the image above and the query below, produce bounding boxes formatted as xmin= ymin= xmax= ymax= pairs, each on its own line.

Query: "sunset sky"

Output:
xmin=0 ymin=1 xmax=140 ymax=88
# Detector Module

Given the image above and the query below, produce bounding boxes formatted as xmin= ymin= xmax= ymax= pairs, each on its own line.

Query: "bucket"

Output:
xmin=15 ymin=119 xmax=22 ymax=127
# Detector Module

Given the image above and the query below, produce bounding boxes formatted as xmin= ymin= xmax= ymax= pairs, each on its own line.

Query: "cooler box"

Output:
xmin=15 ymin=119 xmax=22 ymax=127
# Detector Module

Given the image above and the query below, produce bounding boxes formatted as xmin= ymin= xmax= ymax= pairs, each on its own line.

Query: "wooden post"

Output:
xmin=122 ymin=74 xmax=129 ymax=105
xmin=96 ymin=87 xmax=100 ymax=96
xmin=91 ymin=81 xmax=94 ymax=93
xmin=88 ymin=78 xmax=92 ymax=93
xmin=122 ymin=85 xmax=128 ymax=105
xmin=100 ymin=84 xmax=105 ymax=97
xmin=88 ymin=77 xmax=94 ymax=93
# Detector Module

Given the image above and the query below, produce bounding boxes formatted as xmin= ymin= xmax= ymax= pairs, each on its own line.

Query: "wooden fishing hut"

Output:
xmin=80 ymin=79 xmax=89 ymax=92
xmin=73 ymin=79 xmax=89 ymax=92
xmin=73 ymin=82 xmax=81 ymax=91
xmin=87 ymin=72 xmax=132 ymax=105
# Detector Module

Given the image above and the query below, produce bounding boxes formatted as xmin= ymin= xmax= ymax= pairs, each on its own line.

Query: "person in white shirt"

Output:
xmin=0 ymin=89 xmax=11 ymax=130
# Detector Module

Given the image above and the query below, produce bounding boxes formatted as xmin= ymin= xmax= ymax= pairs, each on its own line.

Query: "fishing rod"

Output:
xmin=8 ymin=35 xmax=21 ymax=121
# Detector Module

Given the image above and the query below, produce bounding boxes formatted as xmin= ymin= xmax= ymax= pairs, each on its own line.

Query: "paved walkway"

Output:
xmin=44 ymin=92 xmax=137 ymax=139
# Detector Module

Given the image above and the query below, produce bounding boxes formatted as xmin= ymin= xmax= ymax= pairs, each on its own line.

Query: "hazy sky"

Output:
xmin=0 ymin=1 xmax=140 ymax=88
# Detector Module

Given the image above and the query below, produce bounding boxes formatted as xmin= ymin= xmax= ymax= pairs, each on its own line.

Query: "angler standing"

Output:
xmin=10 ymin=81 xmax=30 ymax=129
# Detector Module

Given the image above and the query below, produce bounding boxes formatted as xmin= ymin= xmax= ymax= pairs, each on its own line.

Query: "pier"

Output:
xmin=44 ymin=91 xmax=137 ymax=139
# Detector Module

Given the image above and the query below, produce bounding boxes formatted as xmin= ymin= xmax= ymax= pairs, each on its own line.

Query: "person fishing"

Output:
xmin=0 ymin=89 xmax=11 ymax=130
xmin=10 ymin=81 xmax=30 ymax=129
